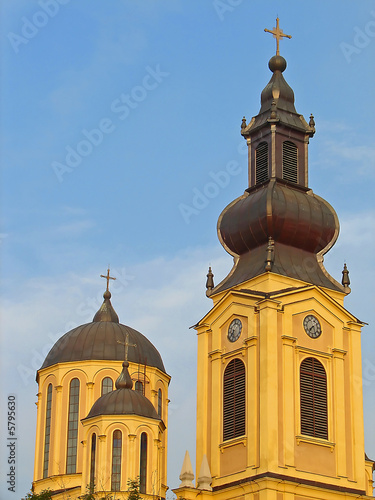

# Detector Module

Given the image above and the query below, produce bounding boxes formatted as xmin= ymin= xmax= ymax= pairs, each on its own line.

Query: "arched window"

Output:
xmin=140 ymin=433 xmax=147 ymax=494
xmin=90 ymin=433 xmax=96 ymax=488
xmin=101 ymin=377 xmax=113 ymax=395
xmin=300 ymin=357 xmax=328 ymax=439
xmin=158 ymin=389 xmax=162 ymax=418
xmin=43 ymin=384 xmax=53 ymax=478
xmin=111 ymin=430 xmax=122 ymax=491
xmin=135 ymin=380 xmax=143 ymax=395
xmin=255 ymin=141 xmax=269 ymax=184
xmin=66 ymin=378 xmax=80 ymax=474
xmin=223 ymin=358 xmax=245 ymax=441
xmin=282 ymin=140 xmax=298 ymax=183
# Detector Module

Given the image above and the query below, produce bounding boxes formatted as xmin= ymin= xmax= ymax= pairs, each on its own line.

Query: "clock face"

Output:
xmin=228 ymin=319 xmax=242 ymax=342
xmin=303 ymin=315 xmax=322 ymax=339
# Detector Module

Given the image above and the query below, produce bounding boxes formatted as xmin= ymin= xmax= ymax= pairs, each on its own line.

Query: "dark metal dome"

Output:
xmin=84 ymin=386 xmax=159 ymax=420
xmin=39 ymin=321 xmax=166 ymax=372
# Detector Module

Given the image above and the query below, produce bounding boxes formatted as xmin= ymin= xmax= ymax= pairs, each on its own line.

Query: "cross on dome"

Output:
xmin=117 ymin=332 xmax=137 ymax=362
xmin=264 ymin=17 xmax=292 ymax=55
xmin=100 ymin=267 xmax=116 ymax=292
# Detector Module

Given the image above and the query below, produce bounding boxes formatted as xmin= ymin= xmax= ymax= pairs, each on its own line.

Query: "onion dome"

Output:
xmin=216 ymin=179 xmax=342 ymax=292
xmin=39 ymin=284 xmax=166 ymax=374
xmin=83 ymin=361 xmax=160 ymax=421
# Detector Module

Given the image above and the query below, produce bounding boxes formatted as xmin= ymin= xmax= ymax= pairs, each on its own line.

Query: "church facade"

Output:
xmin=32 ymin=19 xmax=374 ymax=500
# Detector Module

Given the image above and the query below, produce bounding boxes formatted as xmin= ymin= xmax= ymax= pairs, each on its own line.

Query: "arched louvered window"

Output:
xmin=282 ymin=140 xmax=298 ymax=183
xmin=140 ymin=433 xmax=147 ymax=494
xmin=255 ymin=141 xmax=269 ymax=184
xmin=90 ymin=433 xmax=96 ymax=488
xmin=135 ymin=380 xmax=143 ymax=395
xmin=300 ymin=357 xmax=328 ymax=439
xmin=66 ymin=378 xmax=80 ymax=474
xmin=43 ymin=384 xmax=53 ymax=478
xmin=158 ymin=389 xmax=162 ymax=418
xmin=111 ymin=430 xmax=122 ymax=491
xmin=101 ymin=377 xmax=113 ymax=395
xmin=223 ymin=358 xmax=246 ymax=441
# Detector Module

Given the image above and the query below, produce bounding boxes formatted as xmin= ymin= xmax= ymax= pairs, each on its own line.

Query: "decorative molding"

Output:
xmin=219 ymin=436 xmax=247 ymax=453
xmin=295 ymin=345 xmax=332 ymax=359
xmin=296 ymin=434 xmax=335 ymax=452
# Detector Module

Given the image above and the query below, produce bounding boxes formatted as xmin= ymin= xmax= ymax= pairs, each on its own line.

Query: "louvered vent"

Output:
xmin=282 ymin=140 xmax=298 ymax=183
xmin=300 ymin=357 xmax=328 ymax=440
xmin=255 ymin=142 xmax=269 ymax=185
xmin=223 ymin=358 xmax=245 ymax=441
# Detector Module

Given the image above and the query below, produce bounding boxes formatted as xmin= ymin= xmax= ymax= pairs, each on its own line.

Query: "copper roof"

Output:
xmin=214 ymin=179 xmax=344 ymax=294
xmin=39 ymin=321 xmax=166 ymax=372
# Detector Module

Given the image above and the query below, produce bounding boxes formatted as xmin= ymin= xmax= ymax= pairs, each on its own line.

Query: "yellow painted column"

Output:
xmin=332 ymin=348 xmax=347 ymax=478
xmin=246 ymin=335 xmax=258 ymax=468
xmin=97 ymin=434 xmax=108 ymax=492
xmin=51 ymin=384 xmax=63 ymax=476
xmin=86 ymin=382 xmax=94 ymax=411
xmin=128 ymin=434 xmax=137 ymax=482
xmin=196 ymin=327 xmax=210 ymax=479
xmin=257 ymin=299 xmax=280 ymax=471
xmin=210 ymin=349 xmax=222 ymax=478
xmin=282 ymin=335 xmax=296 ymax=468
xmin=33 ymin=392 xmax=42 ymax=481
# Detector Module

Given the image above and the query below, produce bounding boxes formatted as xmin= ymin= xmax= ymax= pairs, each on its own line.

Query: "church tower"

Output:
xmin=32 ymin=271 xmax=170 ymax=499
xmin=174 ymin=19 xmax=374 ymax=500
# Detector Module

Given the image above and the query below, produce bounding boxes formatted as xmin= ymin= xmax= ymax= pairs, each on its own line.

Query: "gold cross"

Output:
xmin=100 ymin=267 xmax=116 ymax=292
xmin=117 ymin=332 xmax=137 ymax=362
xmin=264 ymin=17 xmax=292 ymax=56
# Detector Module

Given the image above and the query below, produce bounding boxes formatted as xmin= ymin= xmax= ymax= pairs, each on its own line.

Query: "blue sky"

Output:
xmin=1 ymin=1 xmax=374 ymax=498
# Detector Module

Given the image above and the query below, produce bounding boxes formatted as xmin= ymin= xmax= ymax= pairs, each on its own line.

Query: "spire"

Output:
xmin=115 ymin=361 xmax=133 ymax=389
xmin=93 ymin=268 xmax=119 ymax=323
xmin=197 ymin=455 xmax=212 ymax=491
xmin=206 ymin=266 xmax=214 ymax=297
xmin=179 ymin=450 xmax=195 ymax=488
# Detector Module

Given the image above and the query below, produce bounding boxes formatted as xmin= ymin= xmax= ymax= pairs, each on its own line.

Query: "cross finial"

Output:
xmin=264 ymin=17 xmax=292 ymax=56
xmin=117 ymin=332 xmax=137 ymax=362
xmin=100 ymin=267 xmax=116 ymax=292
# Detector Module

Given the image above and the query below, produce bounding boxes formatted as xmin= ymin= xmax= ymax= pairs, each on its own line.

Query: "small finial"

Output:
xmin=265 ymin=236 xmax=275 ymax=271
xmin=264 ymin=17 xmax=292 ymax=56
xmin=115 ymin=361 xmax=133 ymax=390
xmin=179 ymin=450 xmax=195 ymax=488
xmin=100 ymin=267 xmax=116 ymax=292
xmin=270 ymin=100 xmax=277 ymax=119
xmin=197 ymin=455 xmax=212 ymax=491
xmin=241 ymin=116 xmax=247 ymax=129
xmin=342 ymin=263 xmax=350 ymax=288
xmin=309 ymin=113 xmax=316 ymax=136
xmin=206 ymin=266 xmax=214 ymax=297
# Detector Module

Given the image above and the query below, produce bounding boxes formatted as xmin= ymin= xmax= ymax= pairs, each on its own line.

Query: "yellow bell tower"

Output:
xmin=174 ymin=18 xmax=374 ymax=500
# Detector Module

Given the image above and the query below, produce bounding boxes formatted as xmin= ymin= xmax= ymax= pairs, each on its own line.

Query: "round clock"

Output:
xmin=303 ymin=315 xmax=322 ymax=339
xmin=228 ymin=319 xmax=242 ymax=342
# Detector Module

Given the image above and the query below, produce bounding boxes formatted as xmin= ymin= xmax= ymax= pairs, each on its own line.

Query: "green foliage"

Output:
xmin=126 ymin=477 xmax=141 ymax=500
xmin=82 ymin=483 xmax=96 ymax=500
xmin=21 ymin=490 xmax=53 ymax=500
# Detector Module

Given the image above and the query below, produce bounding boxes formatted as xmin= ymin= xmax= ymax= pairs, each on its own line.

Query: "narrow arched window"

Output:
xmin=255 ymin=141 xmax=269 ymax=184
xmin=111 ymin=430 xmax=122 ymax=492
xmin=90 ymin=433 xmax=96 ymax=488
xmin=66 ymin=378 xmax=80 ymax=474
xmin=158 ymin=389 xmax=162 ymax=418
xmin=223 ymin=358 xmax=245 ymax=441
xmin=140 ymin=433 xmax=147 ymax=494
xmin=43 ymin=384 xmax=53 ymax=478
xmin=282 ymin=140 xmax=298 ymax=183
xmin=101 ymin=377 xmax=113 ymax=395
xmin=135 ymin=380 xmax=143 ymax=395
xmin=300 ymin=357 xmax=328 ymax=439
